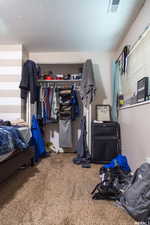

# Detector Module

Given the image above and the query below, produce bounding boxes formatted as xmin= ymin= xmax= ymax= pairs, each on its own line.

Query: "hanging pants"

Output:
xmin=59 ymin=119 xmax=72 ymax=148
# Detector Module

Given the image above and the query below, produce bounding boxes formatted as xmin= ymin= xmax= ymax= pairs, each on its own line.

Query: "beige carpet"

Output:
xmin=0 ymin=153 xmax=136 ymax=225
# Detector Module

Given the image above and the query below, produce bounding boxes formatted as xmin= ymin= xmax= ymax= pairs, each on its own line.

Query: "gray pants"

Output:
xmin=59 ymin=119 xmax=72 ymax=148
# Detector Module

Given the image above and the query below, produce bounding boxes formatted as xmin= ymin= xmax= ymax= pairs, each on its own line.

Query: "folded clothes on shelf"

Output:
xmin=60 ymin=105 xmax=72 ymax=111
xmin=59 ymin=89 xmax=72 ymax=95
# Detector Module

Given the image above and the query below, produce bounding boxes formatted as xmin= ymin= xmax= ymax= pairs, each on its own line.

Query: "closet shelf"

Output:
xmin=37 ymin=79 xmax=81 ymax=88
xmin=37 ymin=79 xmax=81 ymax=83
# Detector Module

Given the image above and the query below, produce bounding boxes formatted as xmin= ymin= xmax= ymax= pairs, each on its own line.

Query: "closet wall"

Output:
xmin=0 ymin=44 xmax=24 ymax=120
xmin=40 ymin=63 xmax=83 ymax=75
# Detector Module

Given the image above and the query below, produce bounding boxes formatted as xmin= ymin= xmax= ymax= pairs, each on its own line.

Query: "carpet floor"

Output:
xmin=0 ymin=153 xmax=136 ymax=225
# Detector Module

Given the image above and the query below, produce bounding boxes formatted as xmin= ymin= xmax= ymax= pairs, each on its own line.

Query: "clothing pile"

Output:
xmin=0 ymin=119 xmax=11 ymax=126
xmin=11 ymin=119 xmax=29 ymax=127
xmin=0 ymin=119 xmax=29 ymax=127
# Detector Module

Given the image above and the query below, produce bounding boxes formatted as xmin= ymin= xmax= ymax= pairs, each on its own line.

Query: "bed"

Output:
xmin=0 ymin=126 xmax=35 ymax=183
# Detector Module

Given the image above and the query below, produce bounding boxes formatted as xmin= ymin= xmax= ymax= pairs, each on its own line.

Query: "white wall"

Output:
xmin=117 ymin=0 xmax=149 ymax=53
xmin=117 ymin=0 xmax=150 ymax=170
xmin=119 ymin=103 xmax=150 ymax=171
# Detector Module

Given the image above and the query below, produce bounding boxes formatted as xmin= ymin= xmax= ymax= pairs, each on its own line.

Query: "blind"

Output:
xmin=121 ymin=27 xmax=150 ymax=102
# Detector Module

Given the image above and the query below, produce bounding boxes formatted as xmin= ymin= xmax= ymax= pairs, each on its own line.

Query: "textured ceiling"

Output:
xmin=0 ymin=0 xmax=145 ymax=52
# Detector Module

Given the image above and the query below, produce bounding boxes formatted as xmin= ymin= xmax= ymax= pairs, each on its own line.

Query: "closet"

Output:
xmin=37 ymin=63 xmax=84 ymax=153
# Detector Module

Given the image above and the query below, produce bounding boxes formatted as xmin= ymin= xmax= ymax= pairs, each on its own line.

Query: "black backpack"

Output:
xmin=91 ymin=167 xmax=130 ymax=200
xmin=120 ymin=163 xmax=150 ymax=223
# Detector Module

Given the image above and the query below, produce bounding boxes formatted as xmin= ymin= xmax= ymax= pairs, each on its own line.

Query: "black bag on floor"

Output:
xmin=120 ymin=163 xmax=150 ymax=223
xmin=91 ymin=167 xmax=130 ymax=200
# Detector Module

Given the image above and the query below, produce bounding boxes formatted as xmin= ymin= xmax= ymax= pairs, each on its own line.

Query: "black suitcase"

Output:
xmin=91 ymin=121 xmax=121 ymax=164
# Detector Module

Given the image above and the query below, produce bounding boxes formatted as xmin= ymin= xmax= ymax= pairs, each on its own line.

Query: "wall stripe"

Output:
xmin=0 ymin=45 xmax=23 ymax=121
xmin=0 ymin=59 xmax=21 ymax=66
xmin=0 ymin=82 xmax=20 ymax=90
xmin=0 ymin=113 xmax=21 ymax=120
xmin=0 ymin=75 xmax=20 ymax=82
xmin=0 ymin=45 xmax=22 ymax=51
xmin=0 ymin=66 xmax=21 ymax=75
xmin=0 ymin=97 xmax=21 ymax=105
xmin=0 ymin=105 xmax=21 ymax=113
xmin=0 ymin=90 xmax=20 ymax=97
xmin=0 ymin=51 xmax=22 ymax=60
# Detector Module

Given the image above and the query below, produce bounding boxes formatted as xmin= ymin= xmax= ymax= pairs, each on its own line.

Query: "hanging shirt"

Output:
xmin=19 ymin=60 xmax=40 ymax=103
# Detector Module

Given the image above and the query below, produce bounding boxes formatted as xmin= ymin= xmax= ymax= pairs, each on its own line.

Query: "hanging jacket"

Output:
xmin=19 ymin=60 xmax=40 ymax=104
xmin=80 ymin=59 xmax=96 ymax=107
xmin=31 ymin=115 xmax=46 ymax=161
xmin=103 ymin=154 xmax=131 ymax=173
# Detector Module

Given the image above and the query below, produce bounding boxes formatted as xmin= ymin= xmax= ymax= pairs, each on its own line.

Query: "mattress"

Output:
xmin=0 ymin=151 xmax=14 ymax=163
xmin=16 ymin=127 xmax=32 ymax=144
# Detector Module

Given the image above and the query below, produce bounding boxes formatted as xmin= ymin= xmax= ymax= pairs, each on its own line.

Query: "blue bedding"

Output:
xmin=0 ymin=126 xmax=29 ymax=156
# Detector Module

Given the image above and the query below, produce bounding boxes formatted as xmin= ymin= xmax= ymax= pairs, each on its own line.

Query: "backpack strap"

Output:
xmin=91 ymin=183 xmax=100 ymax=195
